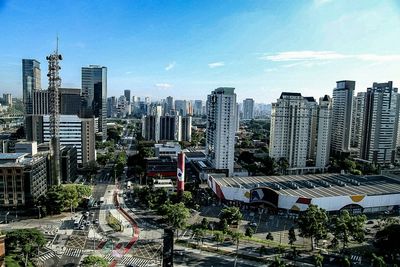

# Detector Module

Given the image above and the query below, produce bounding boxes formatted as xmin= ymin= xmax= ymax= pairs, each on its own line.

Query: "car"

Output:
xmin=90 ymin=212 xmax=94 ymax=216
xmin=79 ymin=225 xmax=85 ymax=230
xmin=94 ymin=219 xmax=99 ymax=225
xmin=367 ymin=220 xmax=374 ymax=224
xmin=249 ymin=222 xmax=258 ymax=227
xmin=86 ymin=221 xmax=91 ymax=226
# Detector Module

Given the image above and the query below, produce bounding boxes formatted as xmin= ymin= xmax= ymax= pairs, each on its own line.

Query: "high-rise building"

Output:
xmin=2 ymin=94 xmax=12 ymax=106
xmin=181 ymin=116 xmax=192 ymax=142
xmin=193 ymin=100 xmax=203 ymax=116
xmin=107 ymin=96 xmax=117 ymax=118
xmin=160 ymin=115 xmax=182 ymax=141
xmin=206 ymin=87 xmax=237 ymax=176
xmin=315 ymin=95 xmax=332 ymax=167
xmin=175 ymin=100 xmax=188 ymax=116
xmin=59 ymin=88 xmax=81 ymax=115
xmin=0 ymin=153 xmax=47 ymax=208
xmin=360 ymin=82 xmax=399 ymax=165
xmin=124 ymin=90 xmax=131 ymax=104
xmin=331 ymin=80 xmax=355 ymax=155
xmin=165 ymin=96 xmax=174 ymax=115
xmin=32 ymin=90 xmax=50 ymax=115
xmin=81 ymin=65 xmax=107 ymax=141
xmin=304 ymin=97 xmax=318 ymax=161
xmin=269 ymin=93 xmax=310 ymax=168
xmin=242 ymin=98 xmax=255 ymax=120
xmin=81 ymin=117 xmax=97 ymax=164
xmin=43 ymin=115 xmax=83 ymax=163
xmin=22 ymin=59 xmax=41 ymax=141
xmin=350 ymin=92 xmax=366 ymax=149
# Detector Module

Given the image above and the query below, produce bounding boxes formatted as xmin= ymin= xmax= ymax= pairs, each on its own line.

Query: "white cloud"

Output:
xmin=165 ymin=62 xmax=176 ymax=71
xmin=261 ymin=51 xmax=400 ymax=63
xmin=208 ymin=62 xmax=225 ymax=68
xmin=155 ymin=83 xmax=172 ymax=89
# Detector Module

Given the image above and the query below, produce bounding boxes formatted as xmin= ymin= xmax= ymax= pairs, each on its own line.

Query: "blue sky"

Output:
xmin=0 ymin=0 xmax=399 ymax=103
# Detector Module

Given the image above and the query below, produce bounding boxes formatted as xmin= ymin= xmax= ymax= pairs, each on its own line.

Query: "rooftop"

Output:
xmin=213 ymin=173 xmax=400 ymax=198
xmin=0 ymin=153 xmax=27 ymax=160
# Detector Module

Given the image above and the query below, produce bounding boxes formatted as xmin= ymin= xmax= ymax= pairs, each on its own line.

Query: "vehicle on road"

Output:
xmin=74 ymin=215 xmax=83 ymax=228
xmin=99 ymin=197 xmax=105 ymax=204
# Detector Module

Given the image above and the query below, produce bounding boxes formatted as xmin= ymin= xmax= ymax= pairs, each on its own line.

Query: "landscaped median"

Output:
xmin=106 ymin=210 xmax=123 ymax=232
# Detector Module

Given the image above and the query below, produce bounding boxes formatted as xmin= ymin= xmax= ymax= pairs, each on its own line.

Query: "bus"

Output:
xmin=74 ymin=215 xmax=83 ymax=228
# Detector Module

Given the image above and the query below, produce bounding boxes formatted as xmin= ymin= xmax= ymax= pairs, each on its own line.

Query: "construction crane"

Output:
xmin=46 ymin=40 xmax=62 ymax=185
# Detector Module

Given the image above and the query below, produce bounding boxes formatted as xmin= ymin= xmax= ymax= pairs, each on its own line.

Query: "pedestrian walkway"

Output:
xmin=37 ymin=249 xmax=59 ymax=262
xmin=64 ymin=247 xmax=83 ymax=258
xmin=103 ymin=253 xmax=154 ymax=267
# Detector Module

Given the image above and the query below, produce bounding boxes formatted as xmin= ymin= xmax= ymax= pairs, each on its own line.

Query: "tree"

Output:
xmin=313 ymin=253 xmax=324 ymax=267
xmin=81 ymin=255 xmax=108 ymax=267
xmin=201 ymin=217 xmax=209 ymax=230
xmin=277 ymin=157 xmax=289 ymax=175
xmin=374 ymin=223 xmax=400 ymax=258
xmin=219 ymin=207 xmax=243 ymax=225
xmin=193 ymin=228 xmax=205 ymax=246
xmin=44 ymin=185 xmax=65 ymax=215
xmin=297 ymin=204 xmax=328 ymax=250
xmin=330 ymin=210 xmax=366 ymax=251
xmin=371 ymin=253 xmax=387 ymax=267
xmin=230 ymin=231 xmax=244 ymax=267
xmin=266 ymin=232 xmax=274 ymax=241
xmin=288 ymin=227 xmax=297 ymax=248
xmin=245 ymin=227 xmax=254 ymax=238
xmin=258 ymin=245 xmax=267 ymax=256
xmin=220 ymin=218 xmax=229 ymax=234
xmin=62 ymin=184 xmax=79 ymax=210
xmin=75 ymin=184 xmax=92 ymax=199
xmin=214 ymin=232 xmax=224 ymax=251
xmin=6 ymin=229 xmax=46 ymax=266
xmin=161 ymin=202 xmax=190 ymax=237
xmin=270 ymin=256 xmax=287 ymax=267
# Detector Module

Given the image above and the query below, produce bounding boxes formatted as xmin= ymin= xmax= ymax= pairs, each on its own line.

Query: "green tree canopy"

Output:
xmin=6 ymin=229 xmax=46 ymax=266
xmin=297 ymin=204 xmax=329 ymax=250
xmin=161 ymin=202 xmax=190 ymax=230
xmin=374 ymin=223 xmax=400 ymax=257
xmin=81 ymin=255 xmax=108 ymax=267
xmin=219 ymin=207 xmax=243 ymax=225
xmin=330 ymin=210 xmax=366 ymax=250
xmin=288 ymin=227 xmax=297 ymax=247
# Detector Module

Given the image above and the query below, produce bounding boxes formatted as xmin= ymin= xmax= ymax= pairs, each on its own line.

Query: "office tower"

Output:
xmin=206 ymin=87 xmax=237 ymax=176
xmin=194 ymin=100 xmax=203 ymax=116
xmin=350 ymin=92 xmax=366 ymax=149
xmin=160 ymin=115 xmax=182 ymax=141
xmin=0 ymin=153 xmax=47 ymax=208
xmin=269 ymin=93 xmax=310 ymax=168
xmin=81 ymin=65 xmax=107 ymax=141
xmin=243 ymin=98 xmax=255 ymax=120
xmin=331 ymin=80 xmax=355 ymax=155
xmin=117 ymin=95 xmax=129 ymax=117
xmin=304 ymin=97 xmax=318 ymax=161
xmin=187 ymin=101 xmax=193 ymax=116
xmin=142 ymin=115 xmax=158 ymax=141
xmin=315 ymin=95 xmax=332 ymax=167
xmin=2 ymin=94 xmax=12 ymax=106
xmin=43 ymin=115 xmax=83 ymax=163
xmin=107 ymin=96 xmax=117 ymax=117
xmin=360 ymin=82 xmax=399 ymax=165
xmin=59 ymin=88 xmax=81 ymax=115
xmin=181 ymin=116 xmax=192 ymax=142
xmin=165 ymin=96 xmax=174 ymax=115
xmin=32 ymin=90 xmax=50 ymax=115
xmin=60 ymin=146 xmax=78 ymax=183
xmin=22 ymin=59 xmax=41 ymax=141
xmin=81 ymin=117 xmax=97 ymax=164
xmin=124 ymin=89 xmax=131 ymax=104
xmin=175 ymin=100 xmax=188 ymax=116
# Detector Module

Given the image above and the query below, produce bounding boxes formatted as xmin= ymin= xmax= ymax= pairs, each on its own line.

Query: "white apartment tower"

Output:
xmin=331 ymin=80 xmax=355 ymax=154
xmin=360 ymin=82 xmax=399 ymax=165
xmin=315 ymin=95 xmax=332 ymax=167
xmin=242 ymin=98 xmax=255 ymax=120
xmin=269 ymin=93 xmax=310 ymax=168
xmin=350 ymin=92 xmax=366 ymax=149
xmin=206 ymin=87 xmax=237 ymax=176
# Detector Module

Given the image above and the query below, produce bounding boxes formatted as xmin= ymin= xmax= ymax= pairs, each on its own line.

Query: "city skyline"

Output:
xmin=1 ymin=0 xmax=400 ymax=102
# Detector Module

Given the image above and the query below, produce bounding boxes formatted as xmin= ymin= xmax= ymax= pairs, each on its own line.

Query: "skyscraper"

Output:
xmin=269 ymin=93 xmax=310 ymax=168
xmin=331 ymin=80 xmax=355 ymax=155
xmin=350 ymin=92 xmax=366 ymax=149
xmin=181 ymin=116 xmax=192 ymax=142
xmin=360 ymin=82 xmax=399 ymax=165
xmin=59 ymin=88 xmax=81 ymax=115
xmin=22 ymin=59 xmax=41 ymax=141
xmin=81 ymin=65 xmax=107 ymax=141
xmin=315 ymin=95 xmax=332 ymax=167
xmin=193 ymin=100 xmax=203 ymax=116
xmin=124 ymin=89 xmax=131 ymax=104
xmin=242 ymin=98 xmax=255 ymax=120
xmin=206 ymin=87 xmax=237 ymax=176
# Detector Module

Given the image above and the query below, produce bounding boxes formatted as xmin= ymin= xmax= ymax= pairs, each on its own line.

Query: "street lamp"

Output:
xmin=5 ymin=211 xmax=9 ymax=224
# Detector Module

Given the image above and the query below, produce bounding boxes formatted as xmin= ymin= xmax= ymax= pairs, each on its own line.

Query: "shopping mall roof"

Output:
xmin=213 ymin=173 xmax=400 ymax=198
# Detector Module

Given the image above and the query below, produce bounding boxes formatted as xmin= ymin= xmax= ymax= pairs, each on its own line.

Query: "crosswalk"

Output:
xmin=37 ymin=250 xmax=58 ymax=262
xmin=64 ymin=248 xmax=83 ymax=258
xmin=104 ymin=253 xmax=153 ymax=267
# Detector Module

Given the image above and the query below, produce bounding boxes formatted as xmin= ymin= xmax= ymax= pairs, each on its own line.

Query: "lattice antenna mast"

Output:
xmin=46 ymin=39 xmax=62 ymax=185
